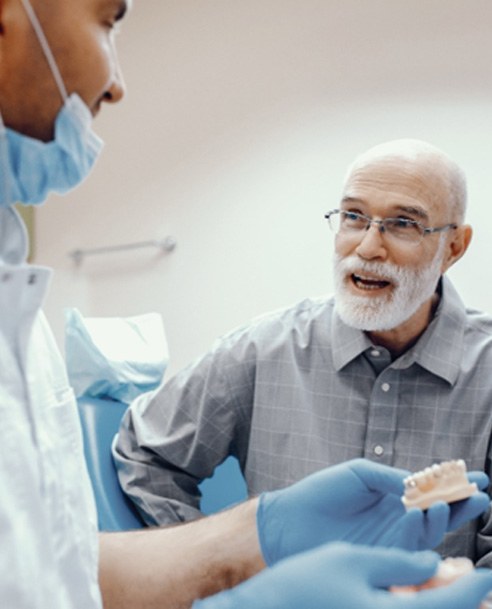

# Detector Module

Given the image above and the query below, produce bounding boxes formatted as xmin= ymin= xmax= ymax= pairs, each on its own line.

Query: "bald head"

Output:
xmin=343 ymin=139 xmax=467 ymax=223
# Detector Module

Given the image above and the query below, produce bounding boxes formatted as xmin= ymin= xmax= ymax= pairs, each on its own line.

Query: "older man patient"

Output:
xmin=114 ymin=138 xmax=492 ymax=565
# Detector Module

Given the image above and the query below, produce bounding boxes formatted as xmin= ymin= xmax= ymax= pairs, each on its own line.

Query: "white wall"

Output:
xmin=36 ymin=0 xmax=492 ymax=377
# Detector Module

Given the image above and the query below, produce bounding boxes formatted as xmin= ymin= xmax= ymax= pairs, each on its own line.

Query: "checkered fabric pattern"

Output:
xmin=114 ymin=276 xmax=492 ymax=565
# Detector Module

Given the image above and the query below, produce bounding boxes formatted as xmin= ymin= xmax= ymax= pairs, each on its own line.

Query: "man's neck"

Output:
xmin=366 ymin=291 xmax=441 ymax=359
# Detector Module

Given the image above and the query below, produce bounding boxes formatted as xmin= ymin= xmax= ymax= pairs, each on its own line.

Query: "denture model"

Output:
xmin=391 ymin=556 xmax=474 ymax=594
xmin=391 ymin=557 xmax=492 ymax=608
xmin=401 ymin=459 xmax=478 ymax=510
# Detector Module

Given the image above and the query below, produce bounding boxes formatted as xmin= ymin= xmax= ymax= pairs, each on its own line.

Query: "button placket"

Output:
xmin=363 ymin=368 xmax=399 ymax=464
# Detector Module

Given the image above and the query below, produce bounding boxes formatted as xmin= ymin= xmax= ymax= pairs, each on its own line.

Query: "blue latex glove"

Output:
xmin=192 ymin=543 xmax=492 ymax=609
xmin=257 ymin=458 xmax=490 ymax=565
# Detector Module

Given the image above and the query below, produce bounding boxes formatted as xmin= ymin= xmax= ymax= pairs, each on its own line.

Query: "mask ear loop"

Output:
xmin=19 ymin=0 xmax=67 ymax=103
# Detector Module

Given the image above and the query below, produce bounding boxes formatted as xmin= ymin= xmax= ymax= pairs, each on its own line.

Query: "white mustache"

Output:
xmin=336 ymin=255 xmax=403 ymax=286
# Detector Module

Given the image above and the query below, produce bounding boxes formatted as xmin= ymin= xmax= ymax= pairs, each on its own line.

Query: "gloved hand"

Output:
xmin=192 ymin=543 xmax=492 ymax=609
xmin=257 ymin=458 xmax=490 ymax=565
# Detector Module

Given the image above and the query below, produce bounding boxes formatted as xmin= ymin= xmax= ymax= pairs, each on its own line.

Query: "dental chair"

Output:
xmin=77 ymin=396 xmax=248 ymax=531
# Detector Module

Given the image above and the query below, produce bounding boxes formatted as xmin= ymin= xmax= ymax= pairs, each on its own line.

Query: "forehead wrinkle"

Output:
xmin=343 ymin=139 xmax=467 ymax=222
xmin=343 ymin=160 xmax=451 ymax=220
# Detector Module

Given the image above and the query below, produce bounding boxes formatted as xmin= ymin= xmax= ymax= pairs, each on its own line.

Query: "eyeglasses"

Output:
xmin=324 ymin=209 xmax=458 ymax=245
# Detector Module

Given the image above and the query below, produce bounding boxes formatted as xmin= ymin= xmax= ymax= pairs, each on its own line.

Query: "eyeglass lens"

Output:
xmin=329 ymin=212 xmax=424 ymax=243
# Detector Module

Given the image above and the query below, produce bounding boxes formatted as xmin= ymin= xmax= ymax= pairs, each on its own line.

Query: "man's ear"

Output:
xmin=0 ymin=0 xmax=21 ymax=60
xmin=0 ymin=0 xmax=14 ymax=39
xmin=441 ymin=224 xmax=472 ymax=273
xmin=0 ymin=0 xmax=21 ymax=37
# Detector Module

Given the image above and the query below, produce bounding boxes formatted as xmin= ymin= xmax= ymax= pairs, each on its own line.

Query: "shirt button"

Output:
xmin=374 ymin=445 xmax=384 ymax=456
xmin=370 ymin=349 xmax=380 ymax=357
xmin=381 ymin=382 xmax=390 ymax=392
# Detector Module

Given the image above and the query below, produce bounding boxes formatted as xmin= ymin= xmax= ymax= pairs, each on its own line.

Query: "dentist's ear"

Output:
xmin=0 ymin=0 xmax=15 ymax=82
xmin=0 ymin=0 xmax=5 ymax=36
xmin=0 ymin=0 xmax=18 ymax=42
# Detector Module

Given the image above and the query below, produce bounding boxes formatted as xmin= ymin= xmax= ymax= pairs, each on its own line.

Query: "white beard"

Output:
xmin=333 ymin=240 xmax=445 ymax=332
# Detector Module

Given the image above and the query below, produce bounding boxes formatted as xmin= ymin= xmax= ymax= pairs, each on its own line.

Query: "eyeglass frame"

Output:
xmin=324 ymin=209 xmax=458 ymax=243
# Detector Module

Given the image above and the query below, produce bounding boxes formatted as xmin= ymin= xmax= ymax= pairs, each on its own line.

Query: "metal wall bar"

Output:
xmin=69 ymin=236 xmax=177 ymax=266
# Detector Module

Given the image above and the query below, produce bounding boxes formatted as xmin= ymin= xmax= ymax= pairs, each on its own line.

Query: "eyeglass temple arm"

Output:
xmin=424 ymin=223 xmax=458 ymax=235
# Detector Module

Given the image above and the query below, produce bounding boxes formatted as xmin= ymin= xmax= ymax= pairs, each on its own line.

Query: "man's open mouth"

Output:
xmin=351 ymin=273 xmax=392 ymax=290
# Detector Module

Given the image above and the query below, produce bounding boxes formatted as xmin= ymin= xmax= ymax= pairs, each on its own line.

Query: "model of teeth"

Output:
xmin=401 ymin=459 xmax=478 ymax=510
xmin=391 ymin=557 xmax=492 ymax=608
xmin=391 ymin=556 xmax=474 ymax=593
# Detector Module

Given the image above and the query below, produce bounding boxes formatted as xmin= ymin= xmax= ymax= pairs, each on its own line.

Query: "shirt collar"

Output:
xmin=394 ymin=276 xmax=465 ymax=385
xmin=0 ymin=206 xmax=29 ymax=265
xmin=331 ymin=276 xmax=465 ymax=386
xmin=332 ymin=308 xmax=373 ymax=370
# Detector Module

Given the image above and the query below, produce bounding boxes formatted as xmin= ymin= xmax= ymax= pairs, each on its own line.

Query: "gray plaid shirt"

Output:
xmin=114 ymin=276 xmax=492 ymax=565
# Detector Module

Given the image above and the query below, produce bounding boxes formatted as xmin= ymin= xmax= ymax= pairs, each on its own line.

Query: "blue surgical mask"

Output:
xmin=0 ymin=94 xmax=103 ymax=206
xmin=0 ymin=0 xmax=105 ymax=208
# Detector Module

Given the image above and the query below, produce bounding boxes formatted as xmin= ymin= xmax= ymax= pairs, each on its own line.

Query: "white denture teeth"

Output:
xmin=401 ymin=459 xmax=478 ymax=510
xmin=390 ymin=557 xmax=476 ymax=595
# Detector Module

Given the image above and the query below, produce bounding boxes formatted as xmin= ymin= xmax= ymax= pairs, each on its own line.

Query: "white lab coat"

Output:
xmin=0 ymin=208 xmax=101 ymax=608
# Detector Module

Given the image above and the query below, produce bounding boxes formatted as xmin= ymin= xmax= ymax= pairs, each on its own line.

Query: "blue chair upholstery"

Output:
xmin=199 ymin=453 xmax=249 ymax=516
xmin=77 ymin=397 xmax=144 ymax=531
xmin=77 ymin=396 xmax=247 ymax=531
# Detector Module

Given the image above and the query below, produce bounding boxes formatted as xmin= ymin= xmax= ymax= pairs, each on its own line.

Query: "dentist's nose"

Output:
xmin=103 ymin=55 xmax=126 ymax=104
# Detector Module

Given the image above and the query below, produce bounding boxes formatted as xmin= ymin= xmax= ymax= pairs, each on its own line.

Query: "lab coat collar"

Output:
xmin=0 ymin=206 xmax=29 ymax=265
xmin=0 ymin=206 xmax=52 ymax=345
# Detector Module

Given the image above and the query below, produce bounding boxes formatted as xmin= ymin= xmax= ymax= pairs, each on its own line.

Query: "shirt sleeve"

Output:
xmin=112 ymin=325 xmax=257 ymax=525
